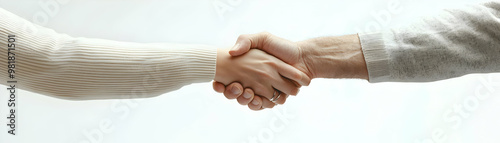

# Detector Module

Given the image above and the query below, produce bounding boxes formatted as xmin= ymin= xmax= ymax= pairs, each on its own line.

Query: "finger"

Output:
xmin=271 ymin=76 xmax=300 ymax=96
xmin=261 ymin=96 xmax=277 ymax=109
xmin=252 ymin=84 xmax=275 ymax=101
xmin=274 ymin=94 xmax=289 ymax=105
xmin=248 ymin=95 xmax=264 ymax=111
xmin=237 ymin=88 xmax=255 ymax=105
xmin=229 ymin=32 xmax=270 ymax=56
xmin=277 ymin=63 xmax=311 ymax=86
xmin=212 ymin=81 xmax=226 ymax=93
xmin=223 ymin=82 xmax=243 ymax=99
xmin=291 ymin=80 xmax=302 ymax=88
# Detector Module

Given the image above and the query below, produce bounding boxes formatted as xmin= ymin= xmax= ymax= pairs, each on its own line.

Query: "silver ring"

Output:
xmin=270 ymin=90 xmax=281 ymax=103
xmin=269 ymin=90 xmax=278 ymax=101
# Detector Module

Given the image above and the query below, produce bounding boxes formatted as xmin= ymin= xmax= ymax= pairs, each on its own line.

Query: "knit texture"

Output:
xmin=0 ymin=8 xmax=217 ymax=100
xmin=360 ymin=1 xmax=500 ymax=82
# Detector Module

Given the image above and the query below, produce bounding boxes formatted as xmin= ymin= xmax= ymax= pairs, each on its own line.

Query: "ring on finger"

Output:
xmin=270 ymin=90 xmax=282 ymax=104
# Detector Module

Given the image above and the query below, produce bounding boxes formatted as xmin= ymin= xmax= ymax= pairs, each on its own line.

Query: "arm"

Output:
xmin=0 ymin=8 xmax=306 ymax=101
xmin=0 ymin=8 xmax=216 ymax=100
xmin=361 ymin=1 xmax=500 ymax=82
xmin=216 ymin=1 xmax=500 ymax=105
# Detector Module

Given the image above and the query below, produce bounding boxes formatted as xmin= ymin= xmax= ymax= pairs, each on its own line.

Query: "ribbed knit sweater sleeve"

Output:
xmin=0 ymin=8 xmax=217 ymax=100
xmin=359 ymin=1 xmax=500 ymax=82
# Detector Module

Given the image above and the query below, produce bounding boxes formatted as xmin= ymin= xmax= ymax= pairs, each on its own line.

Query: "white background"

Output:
xmin=1 ymin=0 xmax=499 ymax=143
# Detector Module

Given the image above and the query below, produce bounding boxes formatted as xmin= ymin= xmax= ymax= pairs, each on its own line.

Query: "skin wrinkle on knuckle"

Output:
xmin=265 ymin=59 xmax=278 ymax=69
xmin=258 ymin=32 xmax=271 ymax=48
xmin=264 ymin=38 xmax=276 ymax=51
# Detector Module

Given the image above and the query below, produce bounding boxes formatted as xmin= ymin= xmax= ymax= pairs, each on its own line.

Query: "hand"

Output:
xmin=213 ymin=32 xmax=314 ymax=110
xmin=214 ymin=32 xmax=368 ymax=110
xmin=214 ymin=48 xmax=310 ymax=110
xmin=230 ymin=32 xmax=314 ymax=79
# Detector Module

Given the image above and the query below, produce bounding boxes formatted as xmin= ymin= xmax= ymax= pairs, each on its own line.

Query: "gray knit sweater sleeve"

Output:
xmin=359 ymin=1 xmax=500 ymax=82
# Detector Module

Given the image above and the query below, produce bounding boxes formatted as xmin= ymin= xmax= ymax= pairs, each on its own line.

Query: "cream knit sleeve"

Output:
xmin=0 ymin=8 xmax=217 ymax=100
xmin=359 ymin=1 xmax=500 ymax=82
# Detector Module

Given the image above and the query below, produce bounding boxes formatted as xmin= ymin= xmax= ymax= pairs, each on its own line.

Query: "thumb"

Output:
xmin=229 ymin=42 xmax=250 ymax=56
xmin=229 ymin=32 xmax=269 ymax=56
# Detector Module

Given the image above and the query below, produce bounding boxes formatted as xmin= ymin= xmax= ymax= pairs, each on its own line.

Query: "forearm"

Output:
xmin=0 ymin=8 xmax=216 ymax=100
xmin=298 ymin=34 xmax=369 ymax=80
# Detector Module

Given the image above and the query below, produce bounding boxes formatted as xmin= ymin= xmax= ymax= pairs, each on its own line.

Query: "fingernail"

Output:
xmin=252 ymin=100 xmax=260 ymax=105
xmin=231 ymin=43 xmax=240 ymax=51
xmin=231 ymin=86 xmax=241 ymax=95
xmin=243 ymin=91 xmax=252 ymax=99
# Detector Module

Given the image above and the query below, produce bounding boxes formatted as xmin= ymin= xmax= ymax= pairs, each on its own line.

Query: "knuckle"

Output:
xmin=260 ymin=31 xmax=271 ymax=36
xmin=237 ymin=34 xmax=249 ymax=41
xmin=265 ymin=60 xmax=278 ymax=68
xmin=293 ymin=71 xmax=302 ymax=80
xmin=289 ymin=87 xmax=299 ymax=95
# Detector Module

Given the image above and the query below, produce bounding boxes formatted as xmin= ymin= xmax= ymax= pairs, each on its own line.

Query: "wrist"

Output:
xmin=298 ymin=34 xmax=368 ymax=80
xmin=215 ymin=48 xmax=231 ymax=84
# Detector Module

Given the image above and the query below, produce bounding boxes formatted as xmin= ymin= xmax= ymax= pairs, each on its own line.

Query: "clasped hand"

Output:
xmin=213 ymin=32 xmax=314 ymax=110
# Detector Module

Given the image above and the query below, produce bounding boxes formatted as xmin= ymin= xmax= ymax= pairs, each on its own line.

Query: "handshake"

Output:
xmin=212 ymin=32 xmax=369 ymax=110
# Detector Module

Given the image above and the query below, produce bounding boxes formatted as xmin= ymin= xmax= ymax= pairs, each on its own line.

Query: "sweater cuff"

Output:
xmin=174 ymin=45 xmax=217 ymax=83
xmin=359 ymin=32 xmax=392 ymax=83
